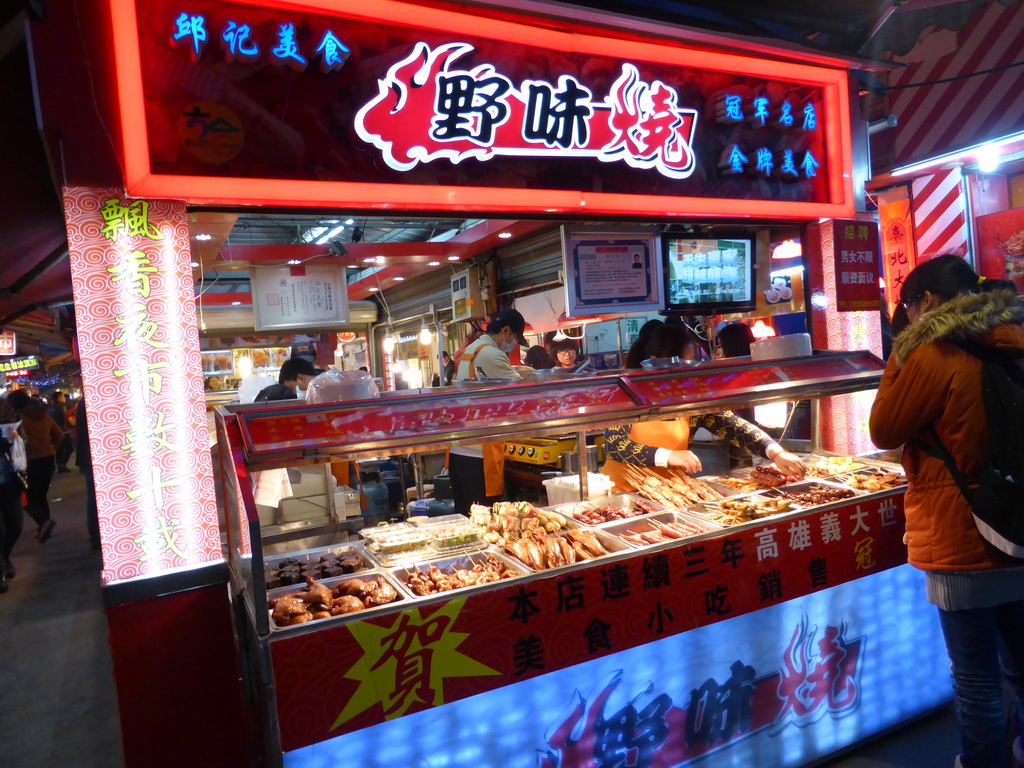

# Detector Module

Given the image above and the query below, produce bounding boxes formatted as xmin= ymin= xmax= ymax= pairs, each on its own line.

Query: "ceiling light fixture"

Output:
xmin=447 ymin=255 xmax=460 ymax=261
xmin=191 ymin=261 xmax=200 ymax=268
xmin=428 ymin=261 xmax=441 ymax=266
xmin=498 ymin=232 xmax=512 ymax=239
xmin=345 ymin=218 xmax=355 ymax=225
xmin=393 ymin=276 xmax=405 ymax=281
xmin=195 ymin=233 xmax=212 ymax=241
xmin=363 ymin=257 xmax=376 ymax=264
xmin=315 ymin=225 xmax=345 ymax=244
xmin=368 ymin=287 xmax=379 ymax=292
xmin=287 ymin=259 xmax=302 ymax=265
xmin=231 ymin=301 xmax=242 ymax=306
xmin=418 ymin=321 xmax=433 ymax=345
xmin=375 ymin=255 xmax=385 ymax=264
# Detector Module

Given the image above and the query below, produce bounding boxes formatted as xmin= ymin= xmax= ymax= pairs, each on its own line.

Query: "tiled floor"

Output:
xmin=0 ymin=470 xmax=965 ymax=768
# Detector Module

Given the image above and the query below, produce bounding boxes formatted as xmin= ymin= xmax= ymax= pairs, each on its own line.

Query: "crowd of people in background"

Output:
xmin=0 ymin=385 xmax=91 ymax=594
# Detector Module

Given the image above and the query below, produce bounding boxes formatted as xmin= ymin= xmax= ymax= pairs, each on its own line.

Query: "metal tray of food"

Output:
xmin=602 ymin=511 xmax=720 ymax=549
xmin=390 ymin=550 xmax=529 ymax=598
xmin=803 ymin=454 xmax=868 ymax=478
xmin=757 ymin=479 xmax=864 ymax=508
xmin=499 ymin=522 xmax=630 ymax=572
xmin=264 ymin=543 xmax=375 ymax=589
xmin=829 ymin=466 xmax=907 ymax=492
xmin=685 ymin=492 xmax=803 ymax=527
xmin=267 ymin=570 xmax=408 ymax=632
xmin=546 ymin=492 xmax=666 ymax=527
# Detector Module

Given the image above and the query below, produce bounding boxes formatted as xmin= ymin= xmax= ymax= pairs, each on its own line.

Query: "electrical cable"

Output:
xmin=881 ymin=59 xmax=1024 ymax=90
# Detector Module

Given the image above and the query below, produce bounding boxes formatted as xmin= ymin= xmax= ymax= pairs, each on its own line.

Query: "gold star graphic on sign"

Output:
xmin=331 ymin=597 xmax=499 ymax=729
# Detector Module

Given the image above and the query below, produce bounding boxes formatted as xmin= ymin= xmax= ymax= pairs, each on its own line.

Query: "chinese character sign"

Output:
xmin=63 ymin=186 xmax=220 ymax=585
xmin=119 ymin=0 xmax=850 ymax=217
xmin=879 ymin=199 xmax=917 ymax=317
xmin=833 ymin=220 xmax=881 ymax=313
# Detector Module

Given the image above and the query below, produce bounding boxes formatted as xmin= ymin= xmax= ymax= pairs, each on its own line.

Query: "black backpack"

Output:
xmin=924 ymin=341 xmax=1024 ymax=559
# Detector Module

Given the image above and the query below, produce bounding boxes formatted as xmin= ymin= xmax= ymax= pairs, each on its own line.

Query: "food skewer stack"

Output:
xmin=622 ymin=467 xmax=724 ymax=507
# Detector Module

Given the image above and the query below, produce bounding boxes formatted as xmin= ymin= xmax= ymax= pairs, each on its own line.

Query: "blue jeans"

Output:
xmin=939 ymin=600 xmax=1024 ymax=768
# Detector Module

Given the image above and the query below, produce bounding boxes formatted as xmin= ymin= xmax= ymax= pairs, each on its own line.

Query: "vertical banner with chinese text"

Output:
xmin=879 ymin=198 xmax=917 ymax=316
xmin=64 ymin=186 xmax=221 ymax=585
xmin=833 ymin=220 xmax=881 ymax=313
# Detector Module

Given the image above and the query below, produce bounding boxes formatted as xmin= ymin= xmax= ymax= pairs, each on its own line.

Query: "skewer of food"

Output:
xmin=403 ymin=555 xmax=518 ymax=595
xmin=618 ymin=518 xmax=707 ymax=547
xmin=622 ymin=467 xmax=724 ymax=507
xmin=502 ymin=528 xmax=610 ymax=570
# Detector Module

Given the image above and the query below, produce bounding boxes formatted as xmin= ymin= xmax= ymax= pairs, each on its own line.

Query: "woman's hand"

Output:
xmin=667 ymin=450 xmax=702 ymax=473
xmin=772 ymin=451 xmax=807 ymax=479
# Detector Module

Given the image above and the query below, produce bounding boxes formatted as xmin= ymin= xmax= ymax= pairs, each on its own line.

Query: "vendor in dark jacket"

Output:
xmin=254 ymin=358 xmax=321 ymax=402
xmin=869 ymin=255 xmax=1024 ymax=768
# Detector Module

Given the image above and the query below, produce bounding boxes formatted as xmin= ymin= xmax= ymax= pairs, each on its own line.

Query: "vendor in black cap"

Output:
xmin=454 ymin=307 xmax=528 ymax=381
xmin=450 ymin=308 xmax=527 ymax=514
xmin=254 ymin=357 xmax=323 ymax=402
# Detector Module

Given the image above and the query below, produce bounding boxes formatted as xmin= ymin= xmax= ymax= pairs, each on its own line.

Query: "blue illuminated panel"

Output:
xmin=284 ymin=565 xmax=948 ymax=768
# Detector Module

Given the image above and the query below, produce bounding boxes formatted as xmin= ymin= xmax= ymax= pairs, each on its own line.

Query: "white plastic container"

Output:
xmin=750 ymin=333 xmax=812 ymax=362
xmin=542 ymin=473 xmax=616 ymax=506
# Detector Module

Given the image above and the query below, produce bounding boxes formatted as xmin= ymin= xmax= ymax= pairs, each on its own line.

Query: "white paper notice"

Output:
xmin=252 ymin=264 xmax=350 ymax=331
xmin=577 ymin=245 xmax=649 ymax=301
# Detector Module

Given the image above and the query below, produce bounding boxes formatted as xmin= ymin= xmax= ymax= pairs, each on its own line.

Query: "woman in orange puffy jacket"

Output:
xmin=869 ymin=254 xmax=1024 ymax=768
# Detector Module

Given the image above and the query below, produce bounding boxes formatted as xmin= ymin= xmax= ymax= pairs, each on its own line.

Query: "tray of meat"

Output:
xmin=759 ymin=481 xmax=861 ymax=507
xmin=687 ymin=494 xmax=800 ymax=527
xmin=264 ymin=544 xmax=374 ymax=589
xmin=549 ymin=493 xmax=665 ymax=527
xmin=603 ymin=512 xmax=717 ymax=549
xmin=699 ymin=475 xmax=763 ymax=494
xmin=501 ymin=524 xmax=629 ymax=571
xmin=392 ymin=552 xmax=527 ymax=597
xmin=831 ymin=467 xmax=907 ymax=492
xmin=267 ymin=571 xmax=405 ymax=630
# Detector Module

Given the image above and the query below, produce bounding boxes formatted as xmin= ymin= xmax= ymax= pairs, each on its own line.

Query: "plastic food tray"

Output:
xmin=267 ymin=570 xmax=408 ymax=632
xmin=499 ymin=522 xmax=631 ymax=572
xmin=546 ymin=492 xmax=666 ymax=528
xmin=264 ymin=543 xmax=375 ymax=589
xmin=359 ymin=522 xmax=433 ymax=566
xmin=419 ymin=518 xmax=487 ymax=555
xmin=390 ymin=551 xmax=529 ymax=598
xmin=602 ymin=511 xmax=719 ymax=549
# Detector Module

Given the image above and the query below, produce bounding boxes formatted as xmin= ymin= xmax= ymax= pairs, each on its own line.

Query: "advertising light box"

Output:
xmin=108 ymin=0 xmax=854 ymax=218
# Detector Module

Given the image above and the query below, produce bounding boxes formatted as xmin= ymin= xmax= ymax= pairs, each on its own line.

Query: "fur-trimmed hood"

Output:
xmin=891 ymin=288 xmax=1024 ymax=366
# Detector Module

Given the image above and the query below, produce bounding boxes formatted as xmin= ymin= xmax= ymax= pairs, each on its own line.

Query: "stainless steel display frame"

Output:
xmin=212 ymin=349 xmax=887 ymax=765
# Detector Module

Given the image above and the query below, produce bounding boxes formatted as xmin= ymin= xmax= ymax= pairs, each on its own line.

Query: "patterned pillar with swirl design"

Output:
xmin=63 ymin=186 xmax=221 ymax=586
xmin=806 ymin=218 xmax=884 ymax=456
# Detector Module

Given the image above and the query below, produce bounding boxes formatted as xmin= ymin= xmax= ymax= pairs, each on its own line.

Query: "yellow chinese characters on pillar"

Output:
xmin=63 ymin=186 xmax=219 ymax=585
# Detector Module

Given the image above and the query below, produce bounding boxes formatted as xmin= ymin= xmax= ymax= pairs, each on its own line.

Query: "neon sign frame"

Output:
xmin=107 ymin=0 xmax=854 ymax=219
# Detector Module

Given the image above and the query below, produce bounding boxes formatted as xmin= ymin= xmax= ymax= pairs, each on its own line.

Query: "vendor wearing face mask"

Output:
xmin=603 ymin=323 xmax=805 ymax=490
xmin=450 ymin=308 xmax=527 ymax=514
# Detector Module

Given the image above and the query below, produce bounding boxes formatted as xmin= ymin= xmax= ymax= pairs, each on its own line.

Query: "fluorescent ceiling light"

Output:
xmin=195 ymin=233 xmax=212 ymax=241
xmin=891 ymin=129 xmax=1024 ymax=177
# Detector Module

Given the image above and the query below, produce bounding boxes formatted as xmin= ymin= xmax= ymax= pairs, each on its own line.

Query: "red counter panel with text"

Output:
xmin=270 ymin=492 xmax=905 ymax=752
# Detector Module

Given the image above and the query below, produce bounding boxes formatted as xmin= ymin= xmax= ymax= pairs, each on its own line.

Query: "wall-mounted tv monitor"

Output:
xmin=662 ymin=233 xmax=758 ymax=314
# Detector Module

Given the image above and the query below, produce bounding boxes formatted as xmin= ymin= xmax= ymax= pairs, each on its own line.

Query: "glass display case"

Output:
xmin=214 ymin=350 xmax=908 ymax=765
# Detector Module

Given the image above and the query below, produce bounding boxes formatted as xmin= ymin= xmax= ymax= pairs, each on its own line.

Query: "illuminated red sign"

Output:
xmin=833 ymin=220 xmax=881 ymax=313
xmin=108 ymin=0 xmax=854 ymax=219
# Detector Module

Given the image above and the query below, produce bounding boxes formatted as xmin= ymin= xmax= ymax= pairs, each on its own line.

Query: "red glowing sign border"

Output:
xmin=107 ymin=0 xmax=854 ymax=218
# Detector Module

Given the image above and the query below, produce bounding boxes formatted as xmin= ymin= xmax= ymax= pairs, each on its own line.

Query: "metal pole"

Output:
xmin=577 ymin=430 xmax=588 ymax=501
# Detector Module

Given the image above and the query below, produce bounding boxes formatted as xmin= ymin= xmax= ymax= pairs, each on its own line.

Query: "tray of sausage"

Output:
xmin=549 ymin=493 xmax=665 ymax=527
xmin=758 ymin=480 xmax=861 ymax=508
xmin=602 ymin=512 xmax=718 ymax=549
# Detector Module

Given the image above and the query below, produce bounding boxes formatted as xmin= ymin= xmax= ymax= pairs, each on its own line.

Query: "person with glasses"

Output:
xmin=869 ymin=254 xmax=1024 ymax=768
